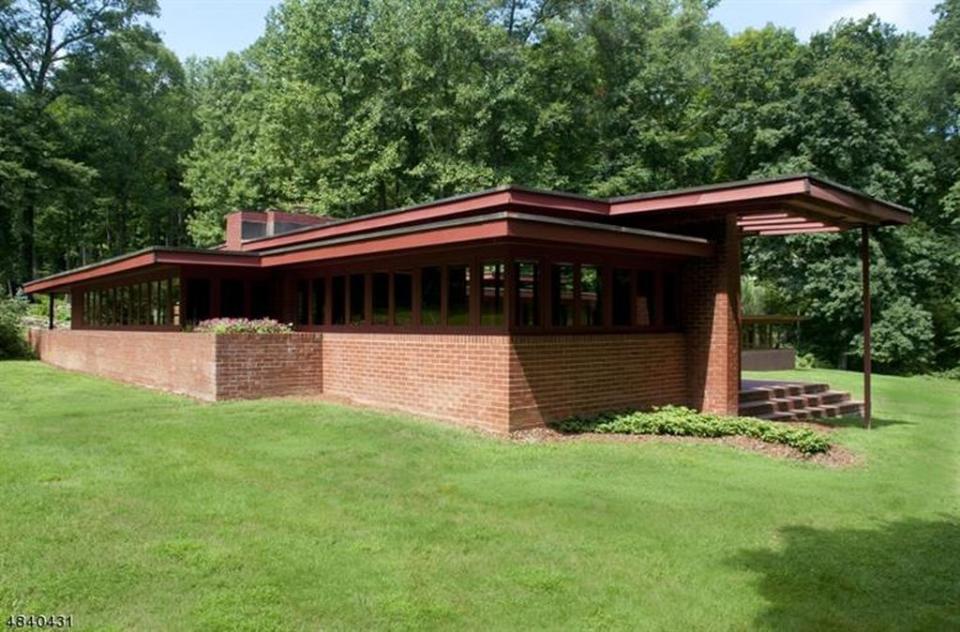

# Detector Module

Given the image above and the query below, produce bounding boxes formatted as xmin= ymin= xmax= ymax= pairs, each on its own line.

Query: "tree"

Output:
xmin=0 ymin=0 xmax=159 ymax=284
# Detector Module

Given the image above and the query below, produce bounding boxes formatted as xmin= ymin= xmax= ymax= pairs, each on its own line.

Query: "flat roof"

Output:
xmin=24 ymin=174 xmax=912 ymax=294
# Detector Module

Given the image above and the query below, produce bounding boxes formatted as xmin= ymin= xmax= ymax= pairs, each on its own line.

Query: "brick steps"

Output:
xmin=739 ymin=380 xmax=863 ymax=422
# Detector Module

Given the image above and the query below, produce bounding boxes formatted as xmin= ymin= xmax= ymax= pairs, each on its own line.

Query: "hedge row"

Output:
xmin=552 ymin=405 xmax=831 ymax=455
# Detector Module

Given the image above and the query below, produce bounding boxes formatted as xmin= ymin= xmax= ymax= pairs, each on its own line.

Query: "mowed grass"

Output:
xmin=0 ymin=362 xmax=958 ymax=631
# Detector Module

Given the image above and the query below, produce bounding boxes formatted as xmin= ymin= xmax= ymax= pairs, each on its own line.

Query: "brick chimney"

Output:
xmin=222 ymin=209 xmax=333 ymax=250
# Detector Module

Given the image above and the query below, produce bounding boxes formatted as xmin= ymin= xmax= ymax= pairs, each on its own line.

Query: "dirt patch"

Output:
xmin=509 ymin=427 xmax=862 ymax=468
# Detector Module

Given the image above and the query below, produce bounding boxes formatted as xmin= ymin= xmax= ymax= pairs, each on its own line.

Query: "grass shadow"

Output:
xmin=731 ymin=518 xmax=960 ymax=630
xmin=813 ymin=415 xmax=913 ymax=430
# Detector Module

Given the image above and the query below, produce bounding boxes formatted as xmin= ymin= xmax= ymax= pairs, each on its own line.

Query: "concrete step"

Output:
xmin=739 ymin=380 xmax=862 ymax=422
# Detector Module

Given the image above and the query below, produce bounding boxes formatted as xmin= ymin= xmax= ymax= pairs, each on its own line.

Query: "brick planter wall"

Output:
xmin=28 ymin=329 xmax=322 ymax=401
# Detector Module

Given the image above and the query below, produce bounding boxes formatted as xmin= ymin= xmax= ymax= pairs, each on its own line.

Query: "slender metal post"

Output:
xmin=48 ymin=293 xmax=55 ymax=330
xmin=861 ymin=226 xmax=872 ymax=428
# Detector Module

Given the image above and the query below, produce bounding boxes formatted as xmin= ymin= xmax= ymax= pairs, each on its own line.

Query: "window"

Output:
xmin=447 ymin=264 xmax=471 ymax=326
xmin=514 ymin=261 xmax=540 ymax=327
xmin=372 ymin=273 xmax=389 ymax=325
xmin=551 ymin=264 xmax=574 ymax=327
xmin=331 ymin=276 xmax=346 ymax=325
xmin=155 ymin=280 xmax=166 ymax=325
xmin=311 ymin=278 xmax=326 ymax=325
xmin=141 ymin=282 xmax=151 ymax=324
xmin=663 ymin=271 xmax=680 ymax=327
xmin=612 ymin=268 xmax=632 ymax=327
xmin=222 ymin=279 xmax=246 ymax=318
xmin=394 ymin=270 xmax=413 ymax=326
xmin=349 ymin=274 xmax=366 ymax=325
xmin=186 ymin=279 xmax=210 ymax=323
xmin=171 ymin=276 xmax=181 ymax=326
xmin=251 ymin=281 xmax=271 ymax=319
xmin=636 ymin=271 xmax=655 ymax=327
xmin=421 ymin=266 xmax=442 ymax=325
xmin=296 ymin=280 xmax=309 ymax=325
xmin=580 ymin=265 xmax=602 ymax=326
xmin=480 ymin=261 xmax=504 ymax=326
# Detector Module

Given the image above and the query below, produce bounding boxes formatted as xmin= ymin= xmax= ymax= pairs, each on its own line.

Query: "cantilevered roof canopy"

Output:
xmin=609 ymin=173 xmax=912 ymax=235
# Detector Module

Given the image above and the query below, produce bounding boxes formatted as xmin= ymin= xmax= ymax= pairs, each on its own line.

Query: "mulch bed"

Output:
xmin=509 ymin=425 xmax=862 ymax=468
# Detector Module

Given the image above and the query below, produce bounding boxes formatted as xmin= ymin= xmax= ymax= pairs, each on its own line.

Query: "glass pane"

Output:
xmin=170 ymin=276 xmax=180 ymax=326
xmin=421 ymin=266 xmax=442 ymax=326
xmin=663 ymin=271 xmax=679 ymax=326
xmin=580 ymin=265 xmax=602 ymax=326
xmin=394 ymin=270 xmax=413 ymax=326
xmin=480 ymin=262 xmax=505 ymax=326
xmin=372 ymin=272 xmax=389 ymax=325
xmin=142 ymin=283 xmax=151 ymax=324
xmin=312 ymin=278 xmax=326 ymax=325
xmin=251 ymin=281 xmax=270 ymax=319
xmin=186 ymin=279 xmax=211 ymax=323
xmin=296 ymin=280 xmax=309 ymax=325
xmin=636 ymin=270 xmax=655 ymax=327
xmin=613 ymin=268 xmax=632 ymax=326
xmin=447 ymin=264 xmax=470 ymax=326
xmin=514 ymin=261 xmax=540 ymax=327
xmin=331 ymin=276 xmax=346 ymax=325
xmin=550 ymin=264 xmax=574 ymax=327
xmin=157 ymin=280 xmax=166 ymax=325
xmin=223 ymin=279 xmax=246 ymax=319
xmin=349 ymin=274 xmax=366 ymax=325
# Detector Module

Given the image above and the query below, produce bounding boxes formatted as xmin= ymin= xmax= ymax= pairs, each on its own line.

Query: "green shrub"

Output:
xmin=193 ymin=318 xmax=293 ymax=334
xmin=552 ymin=406 xmax=831 ymax=455
xmin=0 ymin=297 xmax=32 ymax=359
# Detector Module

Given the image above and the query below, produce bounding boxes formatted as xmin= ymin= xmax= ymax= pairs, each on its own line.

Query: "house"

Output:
xmin=23 ymin=174 xmax=911 ymax=433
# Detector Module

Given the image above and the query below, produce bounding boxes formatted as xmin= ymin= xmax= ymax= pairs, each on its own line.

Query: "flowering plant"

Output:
xmin=193 ymin=318 xmax=293 ymax=334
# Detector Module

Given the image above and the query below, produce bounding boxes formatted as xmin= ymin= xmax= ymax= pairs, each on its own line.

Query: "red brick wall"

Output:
xmin=29 ymin=329 xmax=322 ymax=402
xmin=321 ymin=333 xmax=512 ymax=433
xmin=29 ymin=329 xmax=217 ymax=399
xmin=215 ymin=333 xmax=322 ymax=399
xmin=508 ymin=334 xmax=688 ymax=430
xmin=681 ymin=215 xmax=740 ymax=415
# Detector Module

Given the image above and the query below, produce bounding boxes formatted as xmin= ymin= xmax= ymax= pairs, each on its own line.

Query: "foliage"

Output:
xmin=0 ymin=296 xmax=31 ymax=359
xmin=552 ymin=405 xmax=831 ymax=454
xmin=193 ymin=317 xmax=293 ymax=334
xmin=1 ymin=363 xmax=957 ymax=628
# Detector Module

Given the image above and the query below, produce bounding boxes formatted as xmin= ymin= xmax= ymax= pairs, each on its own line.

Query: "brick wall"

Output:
xmin=321 ymin=333 xmax=512 ymax=433
xmin=30 ymin=328 xmax=708 ymax=434
xmin=215 ymin=333 xmax=323 ymax=399
xmin=29 ymin=329 xmax=217 ymax=400
xmin=508 ymin=334 xmax=688 ymax=430
xmin=29 ymin=329 xmax=322 ymax=402
xmin=681 ymin=214 xmax=741 ymax=415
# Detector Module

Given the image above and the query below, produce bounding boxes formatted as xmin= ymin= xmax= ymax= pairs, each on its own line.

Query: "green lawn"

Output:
xmin=1 ymin=362 xmax=958 ymax=631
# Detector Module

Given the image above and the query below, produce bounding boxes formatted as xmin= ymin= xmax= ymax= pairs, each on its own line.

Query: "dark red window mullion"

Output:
xmin=504 ymin=256 xmax=515 ymax=330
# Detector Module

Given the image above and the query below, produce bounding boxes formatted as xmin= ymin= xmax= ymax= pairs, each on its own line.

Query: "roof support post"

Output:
xmin=861 ymin=226 xmax=872 ymax=429
xmin=48 ymin=293 xmax=55 ymax=330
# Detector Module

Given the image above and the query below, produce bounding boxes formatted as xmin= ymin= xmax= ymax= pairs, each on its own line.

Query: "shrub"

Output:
xmin=0 ymin=297 xmax=32 ymax=359
xmin=193 ymin=318 xmax=293 ymax=334
xmin=552 ymin=405 xmax=831 ymax=455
